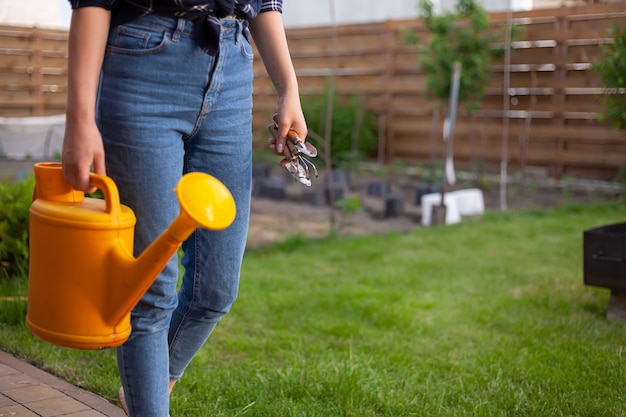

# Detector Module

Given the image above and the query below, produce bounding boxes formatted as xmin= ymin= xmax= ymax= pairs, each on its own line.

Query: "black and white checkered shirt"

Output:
xmin=68 ymin=0 xmax=283 ymax=55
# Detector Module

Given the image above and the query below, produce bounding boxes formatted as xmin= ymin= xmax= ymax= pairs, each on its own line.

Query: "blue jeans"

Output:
xmin=97 ymin=14 xmax=253 ymax=417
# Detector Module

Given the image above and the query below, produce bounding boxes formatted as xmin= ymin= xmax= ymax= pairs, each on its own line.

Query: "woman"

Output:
xmin=62 ymin=1 xmax=307 ymax=415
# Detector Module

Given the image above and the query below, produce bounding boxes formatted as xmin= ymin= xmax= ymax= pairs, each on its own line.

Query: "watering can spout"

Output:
xmin=26 ymin=163 xmax=236 ymax=349
xmin=110 ymin=173 xmax=238 ymax=327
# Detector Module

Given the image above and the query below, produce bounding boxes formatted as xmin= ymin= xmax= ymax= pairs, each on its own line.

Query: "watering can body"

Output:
xmin=26 ymin=162 xmax=236 ymax=349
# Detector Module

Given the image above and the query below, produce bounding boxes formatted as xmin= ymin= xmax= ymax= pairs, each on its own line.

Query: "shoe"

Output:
xmin=118 ymin=387 xmax=170 ymax=417
xmin=118 ymin=387 xmax=129 ymax=416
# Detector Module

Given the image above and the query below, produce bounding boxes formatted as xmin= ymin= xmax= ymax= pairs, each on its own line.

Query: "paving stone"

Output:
xmin=0 ymin=350 xmax=125 ymax=416
xmin=0 ymin=404 xmax=39 ymax=417
xmin=5 ymin=384 xmax=65 ymax=403
xmin=0 ymin=392 xmax=17 ymax=407
xmin=0 ymin=363 xmax=18 ymax=376
xmin=0 ymin=374 xmax=38 ymax=392
xmin=26 ymin=395 xmax=90 ymax=417
xmin=63 ymin=411 xmax=108 ymax=417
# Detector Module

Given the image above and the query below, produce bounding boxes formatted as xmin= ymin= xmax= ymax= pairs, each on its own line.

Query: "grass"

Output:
xmin=1 ymin=200 xmax=626 ymax=416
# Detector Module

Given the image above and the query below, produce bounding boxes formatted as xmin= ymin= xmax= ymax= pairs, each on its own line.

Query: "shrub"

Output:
xmin=405 ymin=0 xmax=509 ymax=111
xmin=0 ymin=176 xmax=34 ymax=281
xmin=302 ymin=87 xmax=378 ymax=168
xmin=594 ymin=24 xmax=626 ymax=130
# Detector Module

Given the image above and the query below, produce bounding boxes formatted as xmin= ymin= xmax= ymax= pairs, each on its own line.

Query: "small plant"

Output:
xmin=617 ymin=164 xmax=626 ymax=184
xmin=561 ymin=183 xmax=572 ymax=201
xmin=335 ymin=195 xmax=362 ymax=214
xmin=333 ymin=195 xmax=362 ymax=235
xmin=594 ymin=24 xmax=626 ymax=130
xmin=424 ymin=158 xmax=445 ymax=185
xmin=0 ymin=176 xmax=34 ymax=282
xmin=302 ymin=86 xmax=378 ymax=168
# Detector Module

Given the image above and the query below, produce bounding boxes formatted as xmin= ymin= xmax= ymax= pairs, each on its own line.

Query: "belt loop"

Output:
xmin=235 ymin=19 xmax=244 ymax=45
xmin=172 ymin=17 xmax=186 ymax=42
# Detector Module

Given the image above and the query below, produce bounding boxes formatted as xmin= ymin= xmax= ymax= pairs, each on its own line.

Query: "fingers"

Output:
xmin=62 ymin=161 xmax=94 ymax=193
xmin=92 ymin=153 xmax=106 ymax=177
xmin=269 ymin=114 xmax=286 ymax=154
xmin=87 ymin=153 xmax=107 ymax=194
xmin=61 ymin=121 xmax=106 ymax=193
xmin=267 ymin=121 xmax=284 ymax=155
xmin=61 ymin=147 xmax=106 ymax=194
xmin=268 ymin=113 xmax=308 ymax=155
xmin=267 ymin=136 xmax=279 ymax=154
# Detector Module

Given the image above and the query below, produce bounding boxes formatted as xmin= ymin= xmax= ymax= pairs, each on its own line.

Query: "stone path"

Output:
xmin=0 ymin=350 xmax=124 ymax=417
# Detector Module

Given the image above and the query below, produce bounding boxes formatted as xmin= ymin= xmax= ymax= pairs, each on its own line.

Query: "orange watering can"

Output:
xmin=26 ymin=162 xmax=236 ymax=350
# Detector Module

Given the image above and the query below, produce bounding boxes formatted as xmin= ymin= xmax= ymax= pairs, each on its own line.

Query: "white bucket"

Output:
xmin=421 ymin=193 xmax=461 ymax=226
xmin=0 ymin=114 xmax=65 ymax=160
xmin=449 ymin=188 xmax=485 ymax=216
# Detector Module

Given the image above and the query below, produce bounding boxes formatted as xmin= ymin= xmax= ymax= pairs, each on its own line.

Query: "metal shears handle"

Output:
xmin=268 ymin=118 xmax=318 ymax=186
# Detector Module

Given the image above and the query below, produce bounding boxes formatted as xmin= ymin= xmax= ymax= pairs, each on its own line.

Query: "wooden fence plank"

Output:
xmin=1 ymin=4 xmax=625 ymax=179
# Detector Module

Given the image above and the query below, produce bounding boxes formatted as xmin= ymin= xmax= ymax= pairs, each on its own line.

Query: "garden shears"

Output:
xmin=268 ymin=117 xmax=318 ymax=186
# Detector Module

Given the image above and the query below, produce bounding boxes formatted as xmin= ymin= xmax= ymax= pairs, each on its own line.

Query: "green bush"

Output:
xmin=302 ymin=88 xmax=378 ymax=168
xmin=0 ymin=176 xmax=34 ymax=281
xmin=405 ymin=0 xmax=510 ymax=111
xmin=594 ymin=24 xmax=626 ymax=131
xmin=0 ymin=278 xmax=27 ymax=325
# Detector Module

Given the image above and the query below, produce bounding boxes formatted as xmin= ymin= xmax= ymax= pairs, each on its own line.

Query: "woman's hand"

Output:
xmin=61 ymin=6 xmax=110 ymax=192
xmin=62 ymin=120 xmax=105 ymax=193
xmin=249 ymin=11 xmax=308 ymax=155
xmin=268 ymin=92 xmax=308 ymax=155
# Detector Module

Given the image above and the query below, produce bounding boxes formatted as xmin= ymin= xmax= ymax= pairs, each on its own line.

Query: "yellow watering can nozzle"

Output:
xmin=175 ymin=172 xmax=236 ymax=231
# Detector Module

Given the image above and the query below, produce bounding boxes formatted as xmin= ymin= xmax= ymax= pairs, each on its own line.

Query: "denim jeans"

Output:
xmin=97 ymin=14 xmax=253 ymax=417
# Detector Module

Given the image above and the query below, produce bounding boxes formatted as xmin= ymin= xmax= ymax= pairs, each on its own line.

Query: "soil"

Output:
xmin=247 ymin=165 xmax=624 ymax=248
xmin=2 ymin=160 xmax=623 ymax=249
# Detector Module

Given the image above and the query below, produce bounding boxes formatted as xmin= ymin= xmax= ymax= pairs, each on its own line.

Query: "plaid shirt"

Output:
xmin=68 ymin=0 xmax=283 ymax=55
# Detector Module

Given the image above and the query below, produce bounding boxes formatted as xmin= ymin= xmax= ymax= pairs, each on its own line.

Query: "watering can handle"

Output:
xmin=88 ymin=173 xmax=121 ymax=221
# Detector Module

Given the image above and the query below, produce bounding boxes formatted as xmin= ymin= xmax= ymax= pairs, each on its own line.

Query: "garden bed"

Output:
xmin=2 ymin=160 xmax=623 ymax=249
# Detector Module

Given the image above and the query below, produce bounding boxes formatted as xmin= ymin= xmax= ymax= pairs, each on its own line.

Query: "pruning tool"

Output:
xmin=268 ymin=116 xmax=318 ymax=186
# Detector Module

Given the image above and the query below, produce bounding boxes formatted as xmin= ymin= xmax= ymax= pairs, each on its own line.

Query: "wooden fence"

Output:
xmin=1 ymin=3 xmax=625 ymax=180
xmin=253 ymin=2 xmax=626 ymax=181
xmin=0 ymin=25 xmax=68 ymax=117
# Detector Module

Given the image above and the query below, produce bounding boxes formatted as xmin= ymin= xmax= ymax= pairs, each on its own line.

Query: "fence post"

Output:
xmin=552 ymin=6 xmax=568 ymax=180
xmin=31 ymin=27 xmax=43 ymax=116
xmin=379 ymin=21 xmax=396 ymax=166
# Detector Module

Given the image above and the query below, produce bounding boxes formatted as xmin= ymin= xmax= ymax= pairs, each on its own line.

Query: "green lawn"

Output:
xmin=2 ymin=201 xmax=626 ymax=416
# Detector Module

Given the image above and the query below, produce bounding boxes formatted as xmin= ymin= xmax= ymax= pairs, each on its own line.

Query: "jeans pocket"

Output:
xmin=107 ymin=24 xmax=170 ymax=56
xmin=239 ymin=35 xmax=254 ymax=61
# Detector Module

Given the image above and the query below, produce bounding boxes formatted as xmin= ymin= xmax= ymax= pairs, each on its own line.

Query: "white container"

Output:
xmin=421 ymin=193 xmax=461 ymax=226
xmin=449 ymin=188 xmax=485 ymax=216
xmin=0 ymin=114 xmax=65 ymax=160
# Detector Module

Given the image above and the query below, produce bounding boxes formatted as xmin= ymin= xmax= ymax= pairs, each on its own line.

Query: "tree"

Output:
xmin=407 ymin=0 xmax=505 ymax=112
xmin=594 ymin=24 xmax=626 ymax=131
